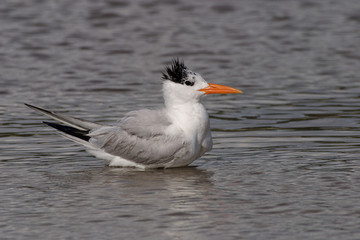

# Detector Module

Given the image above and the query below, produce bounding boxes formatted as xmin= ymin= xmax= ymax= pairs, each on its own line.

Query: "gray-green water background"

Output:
xmin=1 ymin=0 xmax=360 ymax=239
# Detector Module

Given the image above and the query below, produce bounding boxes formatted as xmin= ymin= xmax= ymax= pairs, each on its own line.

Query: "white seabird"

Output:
xmin=26 ymin=59 xmax=242 ymax=169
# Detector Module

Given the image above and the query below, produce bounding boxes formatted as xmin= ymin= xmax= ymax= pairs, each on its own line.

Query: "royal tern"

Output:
xmin=26 ymin=59 xmax=242 ymax=168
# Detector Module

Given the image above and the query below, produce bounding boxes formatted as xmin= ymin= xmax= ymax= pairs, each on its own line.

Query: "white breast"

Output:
xmin=164 ymin=102 xmax=212 ymax=167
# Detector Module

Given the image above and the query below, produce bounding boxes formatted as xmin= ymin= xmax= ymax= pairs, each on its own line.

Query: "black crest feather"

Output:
xmin=162 ymin=58 xmax=188 ymax=84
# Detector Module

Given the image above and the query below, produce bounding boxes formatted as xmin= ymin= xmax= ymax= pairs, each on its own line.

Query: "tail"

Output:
xmin=43 ymin=121 xmax=90 ymax=141
xmin=42 ymin=121 xmax=96 ymax=148
xmin=25 ymin=103 xmax=103 ymax=131
xmin=25 ymin=103 xmax=104 ymax=148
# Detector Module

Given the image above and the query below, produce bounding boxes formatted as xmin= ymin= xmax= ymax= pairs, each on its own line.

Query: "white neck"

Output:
xmin=166 ymin=100 xmax=210 ymax=140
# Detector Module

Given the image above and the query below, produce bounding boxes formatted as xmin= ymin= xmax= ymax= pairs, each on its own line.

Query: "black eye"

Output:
xmin=184 ymin=81 xmax=194 ymax=86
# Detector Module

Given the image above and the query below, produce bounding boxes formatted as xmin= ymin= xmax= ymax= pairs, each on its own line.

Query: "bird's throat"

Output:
xmin=166 ymin=102 xmax=210 ymax=139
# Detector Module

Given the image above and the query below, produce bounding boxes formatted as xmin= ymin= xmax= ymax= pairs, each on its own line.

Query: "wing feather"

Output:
xmin=89 ymin=110 xmax=187 ymax=165
xmin=119 ymin=109 xmax=171 ymax=137
xmin=25 ymin=103 xmax=103 ymax=130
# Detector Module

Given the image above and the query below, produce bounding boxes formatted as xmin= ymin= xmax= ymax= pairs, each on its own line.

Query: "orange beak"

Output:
xmin=198 ymin=83 xmax=243 ymax=95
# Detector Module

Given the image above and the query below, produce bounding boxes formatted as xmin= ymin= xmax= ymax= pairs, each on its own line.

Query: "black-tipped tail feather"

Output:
xmin=43 ymin=121 xmax=90 ymax=141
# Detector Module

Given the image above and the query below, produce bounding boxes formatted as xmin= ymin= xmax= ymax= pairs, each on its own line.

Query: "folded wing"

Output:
xmin=25 ymin=104 xmax=187 ymax=166
xmin=89 ymin=109 xmax=187 ymax=166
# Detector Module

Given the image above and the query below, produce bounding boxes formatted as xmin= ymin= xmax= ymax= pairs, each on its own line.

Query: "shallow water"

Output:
xmin=1 ymin=0 xmax=360 ymax=239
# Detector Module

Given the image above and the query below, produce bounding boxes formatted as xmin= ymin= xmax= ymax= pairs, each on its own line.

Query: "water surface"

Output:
xmin=1 ymin=0 xmax=360 ymax=239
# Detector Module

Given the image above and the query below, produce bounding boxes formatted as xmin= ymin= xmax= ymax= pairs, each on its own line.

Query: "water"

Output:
xmin=1 ymin=0 xmax=360 ymax=239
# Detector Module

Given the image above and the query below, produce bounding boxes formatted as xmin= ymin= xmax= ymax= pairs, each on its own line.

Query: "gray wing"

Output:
xmin=119 ymin=109 xmax=172 ymax=138
xmin=88 ymin=109 xmax=188 ymax=165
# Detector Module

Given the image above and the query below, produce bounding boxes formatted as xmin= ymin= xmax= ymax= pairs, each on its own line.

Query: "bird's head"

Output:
xmin=162 ymin=59 xmax=242 ymax=106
